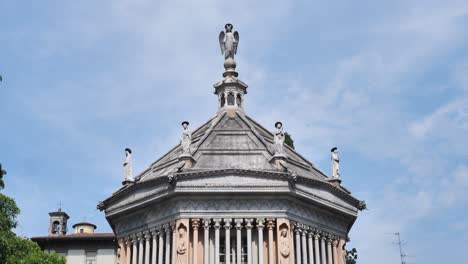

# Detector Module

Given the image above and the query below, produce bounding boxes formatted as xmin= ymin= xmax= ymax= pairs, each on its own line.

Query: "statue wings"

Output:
xmin=233 ymin=31 xmax=239 ymax=54
xmin=218 ymin=31 xmax=225 ymax=55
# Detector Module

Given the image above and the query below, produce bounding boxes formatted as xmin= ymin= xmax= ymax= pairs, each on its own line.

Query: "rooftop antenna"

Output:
xmin=385 ymin=232 xmax=415 ymax=264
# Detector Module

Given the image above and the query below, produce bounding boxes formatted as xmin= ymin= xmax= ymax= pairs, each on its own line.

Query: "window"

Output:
xmin=227 ymin=93 xmax=235 ymax=105
xmin=86 ymin=251 xmax=96 ymax=264
xmin=236 ymin=94 xmax=242 ymax=107
xmin=80 ymin=229 xmax=84 ymax=233
xmin=51 ymin=221 xmax=60 ymax=234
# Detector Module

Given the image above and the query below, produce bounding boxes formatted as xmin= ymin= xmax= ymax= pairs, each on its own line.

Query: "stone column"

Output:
xmin=337 ymin=238 xmax=346 ymax=264
xmin=151 ymin=229 xmax=158 ymax=264
xmin=326 ymin=237 xmax=332 ymax=264
xmin=132 ymin=235 xmax=138 ymax=264
xmin=266 ymin=219 xmax=275 ymax=264
xmin=144 ymin=231 xmax=151 ymax=264
xmin=203 ymin=219 xmax=211 ymax=264
xmin=245 ymin=219 xmax=254 ymax=264
xmin=234 ymin=219 xmax=243 ymax=264
xmin=294 ymin=224 xmax=301 ymax=264
xmin=138 ymin=233 xmax=144 ymax=264
xmin=224 ymin=219 xmax=232 ymax=264
xmin=158 ymin=227 xmax=164 ymax=264
xmin=213 ymin=219 xmax=222 ymax=264
xmin=307 ymin=232 xmax=314 ymax=264
xmin=256 ymin=218 xmax=265 ymax=264
xmin=165 ymin=224 xmax=172 ymax=264
xmin=192 ymin=219 xmax=201 ymax=264
xmin=320 ymin=234 xmax=326 ymax=264
xmin=301 ymin=228 xmax=308 ymax=264
xmin=126 ymin=237 xmax=132 ymax=264
xmin=332 ymin=239 xmax=338 ymax=264
xmin=118 ymin=238 xmax=127 ymax=264
xmin=313 ymin=233 xmax=320 ymax=264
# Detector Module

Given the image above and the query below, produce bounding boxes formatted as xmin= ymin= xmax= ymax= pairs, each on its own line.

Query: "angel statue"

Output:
xmin=219 ymin=23 xmax=239 ymax=61
xmin=331 ymin=147 xmax=340 ymax=178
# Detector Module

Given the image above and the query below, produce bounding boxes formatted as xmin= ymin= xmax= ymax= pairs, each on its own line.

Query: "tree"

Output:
xmin=0 ymin=163 xmax=6 ymax=190
xmin=0 ymin=163 xmax=65 ymax=264
xmin=284 ymin=132 xmax=295 ymax=149
xmin=346 ymin=248 xmax=358 ymax=264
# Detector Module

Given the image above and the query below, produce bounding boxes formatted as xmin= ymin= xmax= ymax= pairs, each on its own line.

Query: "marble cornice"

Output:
xmin=99 ymin=168 xmax=362 ymax=215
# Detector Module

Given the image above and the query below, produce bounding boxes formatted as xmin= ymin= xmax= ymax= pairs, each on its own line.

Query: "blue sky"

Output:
xmin=1 ymin=1 xmax=468 ymax=263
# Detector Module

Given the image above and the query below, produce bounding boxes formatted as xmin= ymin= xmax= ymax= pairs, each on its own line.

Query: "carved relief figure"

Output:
xmin=176 ymin=224 xmax=188 ymax=264
xmin=123 ymin=148 xmax=133 ymax=180
xmin=218 ymin=23 xmax=239 ymax=61
xmin=279 ymin=224 xmax=290 ymax=264
xmin=180 ymin=121 xmax=191 ymax=155
xmin=331 ymin=147 xmax=340 ymax=178
xmin=274 ymin=122 xmax=285 ymax=156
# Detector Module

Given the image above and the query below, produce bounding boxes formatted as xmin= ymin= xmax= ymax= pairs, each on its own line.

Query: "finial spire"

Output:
xmin=218 ymin=23 xmax=239 ymax=77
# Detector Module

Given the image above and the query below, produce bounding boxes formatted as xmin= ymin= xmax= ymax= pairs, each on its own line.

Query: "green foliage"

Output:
xmin=346 ymin=248 xmax=358 ymax=264
xmin=0 ymin=163 xmax=65 ymax=264
xmin=284 ymin=132 xmax=295 ymax=149
xmin=0 ymin=163 xmax=6 ymax=190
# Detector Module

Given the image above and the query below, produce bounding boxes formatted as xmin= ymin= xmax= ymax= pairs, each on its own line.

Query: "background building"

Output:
xmin=32 ymin=208 xmax=117 ymax=264
xmin=97 ymin=24 xmax=365 ymax=264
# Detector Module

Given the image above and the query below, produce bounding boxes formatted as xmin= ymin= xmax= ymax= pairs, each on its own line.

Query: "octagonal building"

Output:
xmin=98 ymin=24 xmax=364 ymax=264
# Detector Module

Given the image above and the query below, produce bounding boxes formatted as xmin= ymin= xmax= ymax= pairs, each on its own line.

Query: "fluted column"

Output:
xmin=313 ymin=233 xmax=320 ymax=264
xmin=126 ymin=237 xmax=132 ymax=264
xmin=203 ymin=219 xmax=211 ymax=264
xmin=332 ymin=239 xmax=338 ymax=264
xmin=132 ymin=235 xmax=138 ymax=264
xmin=294 ymin=225 xmax=301 ymax=264
xmin=235 ymin=219 xmax=242 ymax=264
xmin=266 ymin=219 xmax=275 ymax=264
xmin=307 ymin=231 xmax=314 ymax=264
xmin=326 ymin=237 xmax=332 ymax=264
xmin=224 ymin=219 xmax=232 ymax=264
xmin=256 ymin=218 xmax=265 ymax=264
xmin=151 ymin=229 xmax=158 ymax=264
xmin=213 ymin=219 xmax=222 ymax=264
xmin=158 ymin=227 xmax=164 ymax=264
xmin=320 ymin=234 xmax=326 ymax=264
xmin=301 ymin=228 xmax=308 ymax=264
xmin=165 ymin=224 xmax=172 ymax=264
xmin=144 ymin=231 xmax=151 ymax=264
xmin=192 ymin=219 xmax=201 ymax=264
xmin=245 ymin=219 xmax=254 ymax=264
xmin=138 ymin=233 xmax=144 ymax=264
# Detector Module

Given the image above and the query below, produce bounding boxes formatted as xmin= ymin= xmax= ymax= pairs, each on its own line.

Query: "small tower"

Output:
xmin=48 ymin=208 xmax=70 ymax=235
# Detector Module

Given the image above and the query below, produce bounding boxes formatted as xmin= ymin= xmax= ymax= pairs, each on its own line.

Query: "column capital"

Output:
xmin=213 ymin=218 xmax=222 ymax=230
xmin=163 ymin=223 xmax=172 ymax=233
xmin=234 ymin=218 xmax=243 ymax=230
xmin=202 ymin=218 xmax=211 ymax=229
xmin=332 ymin=238 xmax=339 ymax=247
xmin=131 ymin=234 xmax=138 ymax=245
xmin=245 ymin=218 xmax=254 ymax=230
xmin=144 ymin=230 xmax=151 ymax=241
xmin=223 ymin=218 xmax=232 ymax=229
xmin=191 ymin=218 xmax=201 ymax=230
xmin=150 ymin=227 xmax=159 ymax=237
xmin=266 ymin=218 xmax=275 ymax=230
xmin=256 ymin=218 xmax=265 ymax=230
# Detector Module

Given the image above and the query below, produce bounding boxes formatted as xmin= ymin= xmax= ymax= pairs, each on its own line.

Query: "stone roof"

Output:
xmin=127 ymin=110 xmax=333 ymax=186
